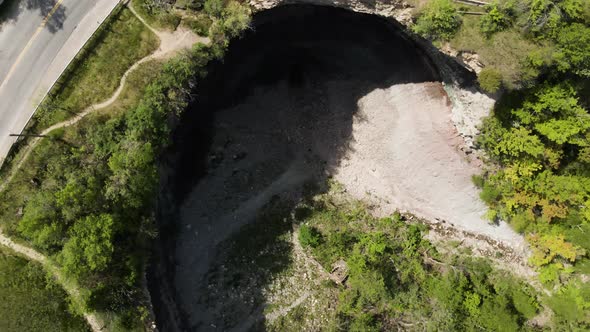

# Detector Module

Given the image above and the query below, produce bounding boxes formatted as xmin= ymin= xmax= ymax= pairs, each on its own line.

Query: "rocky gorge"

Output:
xmin=148 ymin=3 xmax=530 ymax=331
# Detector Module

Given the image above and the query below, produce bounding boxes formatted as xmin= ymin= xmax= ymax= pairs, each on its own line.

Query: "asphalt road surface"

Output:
xmin=0 ymin=0 xmax=119 ymax=166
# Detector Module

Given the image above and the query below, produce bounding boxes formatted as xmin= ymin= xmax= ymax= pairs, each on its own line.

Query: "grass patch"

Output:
xmin=131 ymin=0 xmax=182 ymax=31
xmin=96 ymin=59 xmax=164 ymax=117
xmin=180 ymin=12 xmax=212 ymax=36
xmin=31 ymin=7 xmax=159 ymax=133
xmin=449 ymin=16 xmax=552 ymax=88
xmin=0 ymin=247 xmax=89 ymax=331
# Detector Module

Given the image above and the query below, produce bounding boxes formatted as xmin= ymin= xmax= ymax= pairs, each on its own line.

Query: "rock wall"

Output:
xmin=250 ymin=0 xmax=411 ymax=23
xmin=249 ymin=0 xmax=495 ymax=152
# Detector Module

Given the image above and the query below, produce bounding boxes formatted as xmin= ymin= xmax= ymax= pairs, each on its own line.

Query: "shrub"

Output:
xmin=480 ymin=2 xmax=514 ymax=36
xmin=183 ymin=14 xmax=213 ymax=36
xmin=204 ymin=0 xmax=225 ymax=18
xmin=133 ymin=0 xmax=181 ymax=30
xmin=222 ymin=1 xmax=251 ymax=38
xmin=478 ymin=67 xmax=503 ymax=93
xmin=299 ymin=225 xmax=322 ymax=248
xmin=471 ymin=174 xmax=485 ymax=188
xmin=554 ymin=23 xmax=590 ymax=77
xmin=479 ymin=182 xmax=501 ymax=204
xmin=180 ymin=0 xmax=206 ymax=11
xmin=412 ymin=0 xmax=462 ymax=41
xmin=158 ymin=12 xmax=182 ymax=30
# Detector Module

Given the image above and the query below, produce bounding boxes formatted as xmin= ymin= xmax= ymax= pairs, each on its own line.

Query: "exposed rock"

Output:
xmin=249 ymin=0 xmax=496 ymax=154
xmin=250 ymin=0 xmax=406 ymax=17
xmin=459 ymin=51 xmax=485 ymax=74
xmin=443 ymin=83 xmax=495 ymax=151
xmin=329 ymin=259 xmax=349 ymax=284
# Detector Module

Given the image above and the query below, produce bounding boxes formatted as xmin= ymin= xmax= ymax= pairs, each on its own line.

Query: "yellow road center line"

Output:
xmin=0 ymin=0 xmax=65 ymax=90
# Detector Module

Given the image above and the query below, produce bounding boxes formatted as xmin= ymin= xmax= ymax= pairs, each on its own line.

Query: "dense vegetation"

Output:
xmin=475 ymin=80 xmax=590 ymax=328
xmin=413 ymin=0 xmax=590 ymax=328
xmin=412 ymin=0 xmax=462 ymax=41
xmin=414 ymin=0 xmax=590 ymax=89
xmin=0 ymin=248 xmax=89 ymax=331
xmin=291 ymin=189 xmax=550 ymax=330
xmin=0 ymin=0 xmax=250 ymax=329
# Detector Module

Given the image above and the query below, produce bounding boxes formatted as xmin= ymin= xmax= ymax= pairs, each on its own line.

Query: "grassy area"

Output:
xmin=0 ymin=58 xmax=166 ymax=331
xmin=0 ymin=59 xmax=163 ymax=236
xmin=0 ymin=247 xmax=89 ymax=332
xmin=131 ymin=0 xmax=182 ymax=31
xmin=30 ymin=6 xmax=159 ymax=133
xmin=449 ymin=15 xmax=549 ymax=89
xmin=93 ymin=59 xmax=164 ymax=117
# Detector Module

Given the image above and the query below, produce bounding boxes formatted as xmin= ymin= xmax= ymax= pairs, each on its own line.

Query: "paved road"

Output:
xmin=0 ymin=0 xmax=120 ymax=166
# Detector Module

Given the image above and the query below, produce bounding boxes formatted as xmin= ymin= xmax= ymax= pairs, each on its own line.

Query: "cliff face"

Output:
xmin=249 ymin=0 xmax=495 ymax=151
xmin=250 ymin=0 xmax=412 ymax=24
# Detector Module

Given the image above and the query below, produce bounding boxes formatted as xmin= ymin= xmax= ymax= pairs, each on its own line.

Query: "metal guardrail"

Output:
xmin=454 ymin=0 xmax=490 ymax=7
xmin=459 ymin=11 xmax=485 ymax=15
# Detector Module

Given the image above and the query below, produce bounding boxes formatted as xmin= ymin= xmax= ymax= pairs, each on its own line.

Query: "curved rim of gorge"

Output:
xmin=148 ymin=4 xmax=529 ymax=331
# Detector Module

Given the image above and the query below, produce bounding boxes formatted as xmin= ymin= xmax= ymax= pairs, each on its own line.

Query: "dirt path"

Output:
xmin=0 ymin=4 xmax=207 ymax=331
xmin=0 ymin=230 xmax=104 ymax=331
xmin=0 ymin=3 xmax=208 ymax=194
xmin=260 ymin=227 xmax=331 ymax=324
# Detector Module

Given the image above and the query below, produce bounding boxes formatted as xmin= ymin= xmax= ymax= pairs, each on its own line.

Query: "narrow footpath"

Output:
xmin=0 ymin=3 xmax=207 ymax=331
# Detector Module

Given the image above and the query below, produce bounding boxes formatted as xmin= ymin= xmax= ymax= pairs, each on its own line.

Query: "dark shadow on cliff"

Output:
xmin=149 ymin=4 xmax=476 ymax=331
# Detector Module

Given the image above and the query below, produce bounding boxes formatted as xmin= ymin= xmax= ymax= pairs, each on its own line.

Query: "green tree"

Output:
xmin=493 ymin=127 xmax=545 ymax=159
xmin=61 ymin=214 xmax=115 ymax=277
xmin=106 ymin=141 xmax=157 ymax=210
xmin=55 ymin=171 xmax=103 ymax=223
xmin=18 ymin=190 xmax=65 ymax=252
xmin=528 ymin=233 xmax=585 ymax=267
xmin=478 ymin=67 xmax=503 ymax=93
xmin=548 ymin=281 xmax=590 ymax=328
xmin=222 ymin=1 xmax=251 ymax=38
xmin=204 ymin=0 xmax=225 ymax=18
xmin=480 ymin=2 xmax=514 ymax=36
xmin=412 ymin=0 xmax=462 ymax=41
xmin=555 ymin=23 xmax=590 ymax=77
xmin=298 ymin=225 xmax=322 ymax=248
